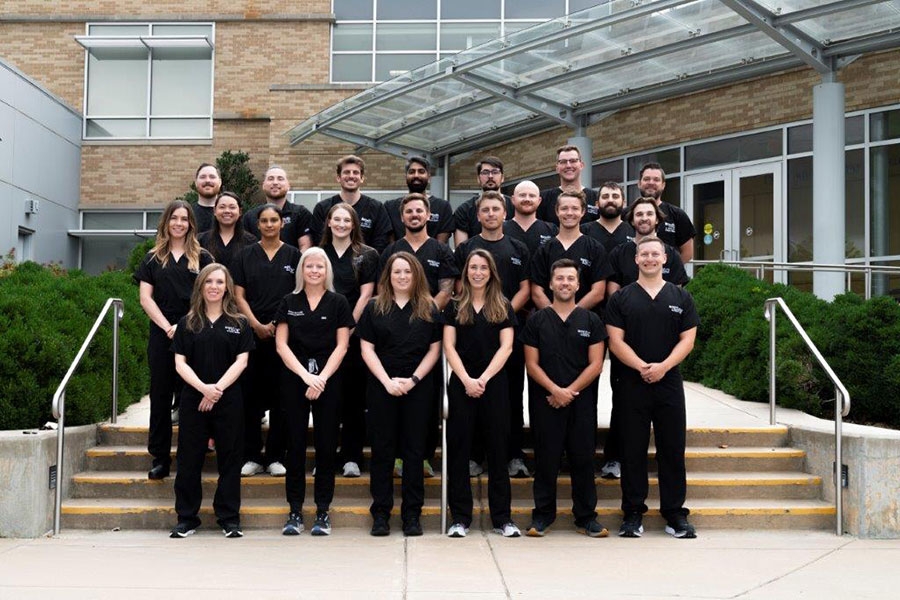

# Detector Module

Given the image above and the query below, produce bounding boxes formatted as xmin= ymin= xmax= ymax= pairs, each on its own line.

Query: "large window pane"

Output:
xmin=82 ymin=212 xmax=144 ymax=229
xmin=591 ymin=159 xmax=624 ymax=187
xmin=377 ymin=0 xmax=436 ymax=20
xmin=86 ymin=119 xmax=146 ymax=138
xmin=332 ymin=54 xmax=373 ymax=81
xmin=684 ymin=130 xmax=781 ymax=170
xmin=82 ymin=237 xmax=145 ymax=274
xmin=627 ymin=148 xmax=680 ymax=181
xmin=375 ymin=54 xmax=435 ymax=80
xmin=871 ymin=108 xmax=900 ymax=142
xmin=150 ymin=118 xmax=210 ymax=138
xmin=846 ymin=149 xmax=864 ymax=259
xmin=151 ymin=47 xmax=211 ymax=116
xmin=86 ymin=47 xmax=148 ymax=116
xmin=441 ymin=0 xmax=501 ymax=19
xmin=334 ymin=0 xmax=373 ymax=20
xmin=376 ymin=23 xmax=437 ymax=51
xmin=871 ymin=143 xmax=900 ymax=258
xmin=333 ymin=23 xmax=373 ymax=51
xmin=441 ymin=23 xmax=501 ymax=51
xmin=506 ymin=0 xmax=565 ymax=19
xmin=787 ymin=117 xmax=864 ymax=154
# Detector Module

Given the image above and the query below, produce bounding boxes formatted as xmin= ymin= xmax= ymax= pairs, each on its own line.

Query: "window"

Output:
xmin=76 ymin=23 xmax=214 ymax=140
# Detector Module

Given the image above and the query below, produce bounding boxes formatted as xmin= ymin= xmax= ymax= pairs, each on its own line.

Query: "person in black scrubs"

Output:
xmin=452 ymin=156 xmax=514 ymax=246
xmin=530 ymin=191 xmax=611 ymax=311
xmin=135 ymin=200 xmax=213 ymax=480
xmin=580 ymin=181 xmax=634 ymax=255
xmin=637 ymin=162 xmax=696 ymax=264
xmin=504 ymin=180 xmax=558 ymax=254
xmin=606 ymin=236 xmax=699 ymax=539
xmin=320 ymin=203 xmax=380 ymax=478
xmin=385 ymin=156 xmax=454 ymax=243
xmin=232 ymin=204 xmax=302 ymax=478
xmin=243 ymin=166 xmax=313 ymax=251
xmin=276 ymin=247 xmax=354 ymax=537
xmin=170 ymin=263 xmax=254 ymax=538
xmin=357 ymin=252 xmax=442 ymax=537
xmin=444 ymin=249 xmax=519 ymax=538
xmin=198 ymin=191 xmax=258 ymax=272
xmin=537 ymin=145 xmax=600 ymax=225
xmin=192 ymin=162 xmax=222 ymax=234
xmin=521 ymin=258 xmax=608 ymax=538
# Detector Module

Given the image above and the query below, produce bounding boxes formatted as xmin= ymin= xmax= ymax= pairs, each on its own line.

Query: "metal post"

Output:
xmin=835 ymin=385 xmax=843 ymax=536
xmin=111 ymin=303 xmax=121 ymax=424
xmin=812 ymin=77 xmax=845 ymax=300
xmin=53 ymin=392 xmax=65 ymax=536
xmin=768 ymin=306 xmax=777 ymax=426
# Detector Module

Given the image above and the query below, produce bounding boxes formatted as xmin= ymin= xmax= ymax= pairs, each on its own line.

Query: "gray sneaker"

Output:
xmin=493 ymin=522 xmax=521 ymax=538
xmin=469 ymin=460 xmax=484 ymax=477
xmin=508 ymin=458 xmax=530 ymax=478
xmin=619 ymin=512 xmax=643 ymax=538
xmin=600 ymin=460 xmax=621 ymax=479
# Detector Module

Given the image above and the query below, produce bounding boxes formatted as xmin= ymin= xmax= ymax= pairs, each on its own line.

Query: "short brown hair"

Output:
xmin=401 ymin=192 xmax=430 ymax=212
xmin=556 ymin=144 xmax=582 ymax=159
xmin=336 ymin=155 xmax=366 ymax=176
xmin=625 ymin=197 xmax=667 ymax=225
xmin=476 ymin=190 xmax=506 ymax=211
xmin=556 ymin=189 xmax=587 ymax=211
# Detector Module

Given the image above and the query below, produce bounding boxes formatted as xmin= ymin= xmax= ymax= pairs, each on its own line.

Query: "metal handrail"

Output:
xmin=51 ymin=297 xmax=124 ymax=536
xmin=764 ymin=297 xmax=850 ymax=536
xmin=440 ymin=355 xmax=449 ymax=534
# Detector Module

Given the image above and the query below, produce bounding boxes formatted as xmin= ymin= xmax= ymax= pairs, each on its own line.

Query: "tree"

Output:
xmin=177 ymin=150 xmax=261 ymax=212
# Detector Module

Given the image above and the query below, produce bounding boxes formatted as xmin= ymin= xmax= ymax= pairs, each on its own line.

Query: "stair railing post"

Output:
xmin=768 ymin=302 xmax=777 ymax=426
xmin=441 ymin=355 xmax=449 ymax=535
xmin=53 ymin=391 xmax=65 ymax=536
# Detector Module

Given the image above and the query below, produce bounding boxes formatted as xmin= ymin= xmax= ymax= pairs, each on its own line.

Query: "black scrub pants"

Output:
xmin=147 ymin=325 xmax=183 ymax=469
xmin=618 ymin=372 xmax=689 ymax=520
xmin=173 ymin=393 xmax=243 ymax=527
xmin=368 ymin=373 xmax=432 ymax=524
xmin=283 ymin=371 xmax=341 ymax=513
xmin=338 ymin=336 xmax=367 ymax=467
xmin=603 ymin=356 xmax=624 ymax=464
xmin=243 ymin=337 xmax=287 ymax=467
xmin=447 ymin=374 xmax=511 ymax=528
xmin=529 ymin=382 xmax=599 ymax=527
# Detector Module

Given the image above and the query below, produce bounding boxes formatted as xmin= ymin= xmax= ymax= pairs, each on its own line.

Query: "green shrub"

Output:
xmin=128 ymin=238 xmax=154 ymax=274
xmin=684 ymin=264 xmax=900 ymax=428
xmin=0 ymin=262 xmax=149 ymax=430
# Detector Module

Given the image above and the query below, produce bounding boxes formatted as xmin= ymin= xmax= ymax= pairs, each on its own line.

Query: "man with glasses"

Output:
xmin=453 ymin=157 xmax=515 ymax=246
xmin=538 ymin=145 xmax=600 ymax=226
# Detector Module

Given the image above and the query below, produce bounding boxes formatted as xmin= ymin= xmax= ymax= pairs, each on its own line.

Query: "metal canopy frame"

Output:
xmin=287 ymin=0 xmax=900 ymax=159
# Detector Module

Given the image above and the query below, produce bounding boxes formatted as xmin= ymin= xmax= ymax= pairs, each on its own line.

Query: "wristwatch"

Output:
xmin=410 ymin=374 xmax=421 ymax=385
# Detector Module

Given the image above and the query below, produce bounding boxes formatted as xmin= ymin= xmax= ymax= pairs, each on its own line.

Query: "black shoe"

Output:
xmin=282 ymin=511 xmax=304 ymax=536
xmin=370 ymin=515 xmax=390 ymax=537
xmin=169 ymin=519 xmax=200 ymax=538
xmin=619 ymin=512 xmax=644 ymax=538
xmin=665 ymin=514 xmax=697 ymax=539
xmin=148 ymin=464 xmax=170 ymax=480
xmin=526 ymin=519 xmax=549 ymax=537
xmin=222 ymin=522 xmax=243 ymax=538
xmin=402 ymin=516 xmax=423 ymax=537
xmin=311 ymin=511 xmax=331 ymax=536
xmin=576 ymin=519 xmax=609 ymax=538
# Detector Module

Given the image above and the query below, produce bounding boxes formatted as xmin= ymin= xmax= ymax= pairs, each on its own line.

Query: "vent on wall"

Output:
xmin=24 ymin=198 xmax=39 ymax=214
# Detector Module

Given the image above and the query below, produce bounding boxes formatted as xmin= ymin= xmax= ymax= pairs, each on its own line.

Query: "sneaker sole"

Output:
xmin=665 ymin=525 xmax=697 ymax=539
xmin=619 ymin=526 xmax=644 ymax=538
xmin=370 ymin=529 xmax=390 ymax=537
xmin=169 ymin=528 xmax=196 ymax=538
xmin=282 ymin=525 xmax=304 ymax=536
xmin=311 ymin=528 xmax=331 ymax=536
xmin=576 ymin=526 xmax=609 ymax=538
xmin=223 ymin=530 xmax=243 ymax=538
xmin=526 ymin=527 xmax=547 ymax=538
xmin=492 ymin=528 xmax=521 ymax=538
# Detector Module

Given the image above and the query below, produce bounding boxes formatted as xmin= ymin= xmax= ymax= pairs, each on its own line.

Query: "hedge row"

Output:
xmin=0 ymin=262 xmax=149 ymax=430
xmin=683 ymin=264 xmax=900 ymax=429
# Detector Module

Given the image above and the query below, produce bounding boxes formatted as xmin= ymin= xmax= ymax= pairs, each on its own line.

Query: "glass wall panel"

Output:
xmin=149 ymin=118 xmax=210 ymax=138
xmin=333 ymin=54 xmax=373 ymax=81
xmin=376 ymin=23 xmax=437 ymax=51
xmin=627 ymin=148 xmax=680 ymax=181
xmin=86 ymin=47 xmax=148 ymax=115
xmin=333 ymin=23 xmax=373 ymax=51
xmin=377 ymin=0 xmax=436 ymax=20
xmin=82 ymin=213 xmax=145 ymax=229
xmin=685 ymin=130 xmax=781 ymax=170
xmin=870 ymin=143 xmax=900 ymax=257
xmin=85 ymin=119 xmax=146 ymax=138
xmin=376 ymin=54 xmax=436 ymax=80
xmin=787 ymin=117 xmax=864 ymax=155
xmin=334 ymin=0 xmax=374 ymax=20
xmin=441 ymin=23 xmax=501 ymax=51
xmin=82 ymin=237 xmax=146 ymax=274
xmin=591 ymin=159 xmax=624 ymax=187
xmin=151 ymin=47 xmax=211 ymax=116
xmin=506 ymin=0 xmax=565 ymax=19
xmin=441 ymin=0 xmax=500 ymax=19
xmin=152 ymin=24 xmax=213 ymax=36
xmin=871 ymin=108 xmax=900 ymax=142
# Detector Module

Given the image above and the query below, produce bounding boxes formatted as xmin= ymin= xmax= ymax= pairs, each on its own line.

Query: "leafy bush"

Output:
xmin=684 ymin=264 xmax=900 ymax=428
xmin=0 ymin=262 xmax=149 ymax=430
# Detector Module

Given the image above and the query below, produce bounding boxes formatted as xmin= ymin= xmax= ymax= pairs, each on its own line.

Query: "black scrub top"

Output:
xmin=194 ymin=204 xmax=215 ymax=234
xmin=580 ymin=220 xmax=635 ymax=255
xmin=521 ymin=306 xmax=607 ymax=389
xmin=243 ymin=202 xmax=312 ymax=249
xmin=385 ymin=195 xmax=455 ymax=240
xmin=453 ymin=235 xmax=530 ymax=303
xmin=604 ymin=281 xmax=699 ymax=376
xmin=537 ymin=187 xmax=600 ymax=225
xmin=355 ymin=301 xmax=442 ymax=377
xmin=608 ymin=241 xmax=689 ymax=288
xmin=231 ymin=243 xmax=302 ymax=324
xmin=311 ymin=195 xmax=392 ymax=253
xmin=275 ymin=290 xmax=354 ymax=364
xmin=171 ymin=315 xmax=255 ymax=401
xmin=198 ymin=230 xmax=258 ymax=272
xmin=503 ymin=219 xmax=558 ymax=256
xmin=134 ymin=250 xmax=214 ymax=325
xmin=530 ymin=235 xmax=612 ymax=304
xmin=452 ymin=194 xmax=514 ymax=238
xmin=656 ymin=201 xmax=696 ymax=249
xmin=324 ymin=244 xmax=379 ymax=311
xmin=379 ymin=238 xmax=459 ymax=297
xmin=444 ymin=301 xmax=515 ymax=375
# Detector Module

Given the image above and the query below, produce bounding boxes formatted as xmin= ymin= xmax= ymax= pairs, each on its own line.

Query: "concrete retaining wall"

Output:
xmin=0 ymin=425 xmax=97 ymax=538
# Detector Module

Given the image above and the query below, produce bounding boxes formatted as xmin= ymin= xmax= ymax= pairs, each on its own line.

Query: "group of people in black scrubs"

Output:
xmin=135 ymin=149 xmax=700 ymax=540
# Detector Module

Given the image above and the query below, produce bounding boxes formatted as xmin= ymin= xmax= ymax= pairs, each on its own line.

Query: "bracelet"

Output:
xmin=411 ymin=374 xmax=420 ymax=385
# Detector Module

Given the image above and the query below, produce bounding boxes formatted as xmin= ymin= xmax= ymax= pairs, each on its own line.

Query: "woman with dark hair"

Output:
xmin=135 ymin=199 xmax=213 ymax=480
xmin=231 ymin=204 xmax=302 ymax=479
xmin=320 ymin=202 xmax=379 ymax=478
xmin=198 ymin=192 xmax=257 ymax=271
xmin=444 ymin=249 xmax=519 ymax=538
xmin=170 ymin=263 xmax=254 ymax=538
xmin=356 ymin=252 xmax=442 ymax=537
xmin=276 ymin=247 xmax=354 ymax=536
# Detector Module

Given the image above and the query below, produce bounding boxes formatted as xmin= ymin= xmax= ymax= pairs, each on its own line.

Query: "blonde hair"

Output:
xmin=185 ymin=263 xmax=245 ymax=333
xmin=455 ymin=249 xmax=509 ymax=326
xmin=293 ymin=247 xmax=335 ymax=294
xmin=151 ymin=200 xmax=203 ymax=272
xmin=374 ymin=252 xmax=434 ymax=322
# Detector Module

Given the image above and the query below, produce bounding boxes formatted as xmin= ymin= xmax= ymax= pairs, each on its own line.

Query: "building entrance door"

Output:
xmin=685 ymin=163 xmax=784 ymax=282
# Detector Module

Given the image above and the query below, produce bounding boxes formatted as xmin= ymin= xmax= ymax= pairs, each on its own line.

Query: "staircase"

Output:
xmin=61 ymin=424 xmax=835 ymax=532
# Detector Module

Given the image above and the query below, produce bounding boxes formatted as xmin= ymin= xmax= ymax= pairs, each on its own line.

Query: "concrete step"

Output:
xmin=84 ymin=445 xmax=806 ymax=473
xmin=70 ymin=470 xmax=823 ymax=501
xmin=60 ymin=497 xmax=836 ymax=532
xmin=97 ymin=424 xmax=790 ymax=449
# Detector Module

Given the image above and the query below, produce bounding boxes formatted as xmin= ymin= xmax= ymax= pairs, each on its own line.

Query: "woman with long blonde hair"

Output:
xmin=135 ymin=199 xmax=213 ymax=480
xmin=356 ymin=252 xmax=441 ymax=537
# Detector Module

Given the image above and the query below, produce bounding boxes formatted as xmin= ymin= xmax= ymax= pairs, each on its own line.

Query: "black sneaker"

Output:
xmin=619 ymin=512 xmax=644 ymax=538
xmin=576 ymin=519 xmax=609 ymax=538
xmin=282 ymin=511 xmax=304 ymax=536
xmin=402 ymin=516 xmax=423 ymax=537
xmin=169 ymin=519 xmax=200 ymax=538
xmin=526 ymin=519 xmax=549 ymax=537
xmin=371 ymin=515 xmax=391 ymax=536
xmin=311 ymin=511 xmax=332 ymax=536
xmin=665 ymin=514 xmax=697 ymax=539
xmin=222 ymin=522 xmax=243 ymax=538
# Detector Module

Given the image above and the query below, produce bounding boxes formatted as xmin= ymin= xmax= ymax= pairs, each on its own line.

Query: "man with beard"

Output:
xmin=637 ymin=163 xmax=696 ymax=263
xmin=243 ymin=166 xmax=312 ymax=251
xmin=453 ymin=157 xmax=514 ymax=246
xmin=537 ymin=146 xmax=600 ymax=226
xmin=581 ymin=181 xmax=634 ymax=254
xmin=503 ymin=181 xmax=558 ymax=255
xmin=385 ymin=156 xmax=454 ymax=243
xmin=192 ymin=163 xmax=221 ymax=233
xmin=310 ymin=155 xmax=392 ymax=253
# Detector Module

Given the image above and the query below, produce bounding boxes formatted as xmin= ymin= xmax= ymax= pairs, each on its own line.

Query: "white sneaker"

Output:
xmin=508 ymin=458 xmax=530 ymax=478
xmin=600 ymin=460 xmax=621 ymax=479
xmin=447 ymin=523 xmax=468 ymax=538
xmin=267 ymin=461 xmax=287 ymax=477
xmin=469 ymin=460 xmax=484 ymax=477
xmin=171 ymin=408 xmax=179 ymax=424
xmin=342 ymin=461 xmax=361 ymax=478
xmin=493 ymin=522 xmax=522 ymax=538
xmin=241 ymin=461 xmax=264 ymax=477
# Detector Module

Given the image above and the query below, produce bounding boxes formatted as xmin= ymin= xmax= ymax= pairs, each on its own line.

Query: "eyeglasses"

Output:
xmin=479 ymin=169 xmax=502 ymax=177
xmin=556 ymin=158 xmax=581 ymax=165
